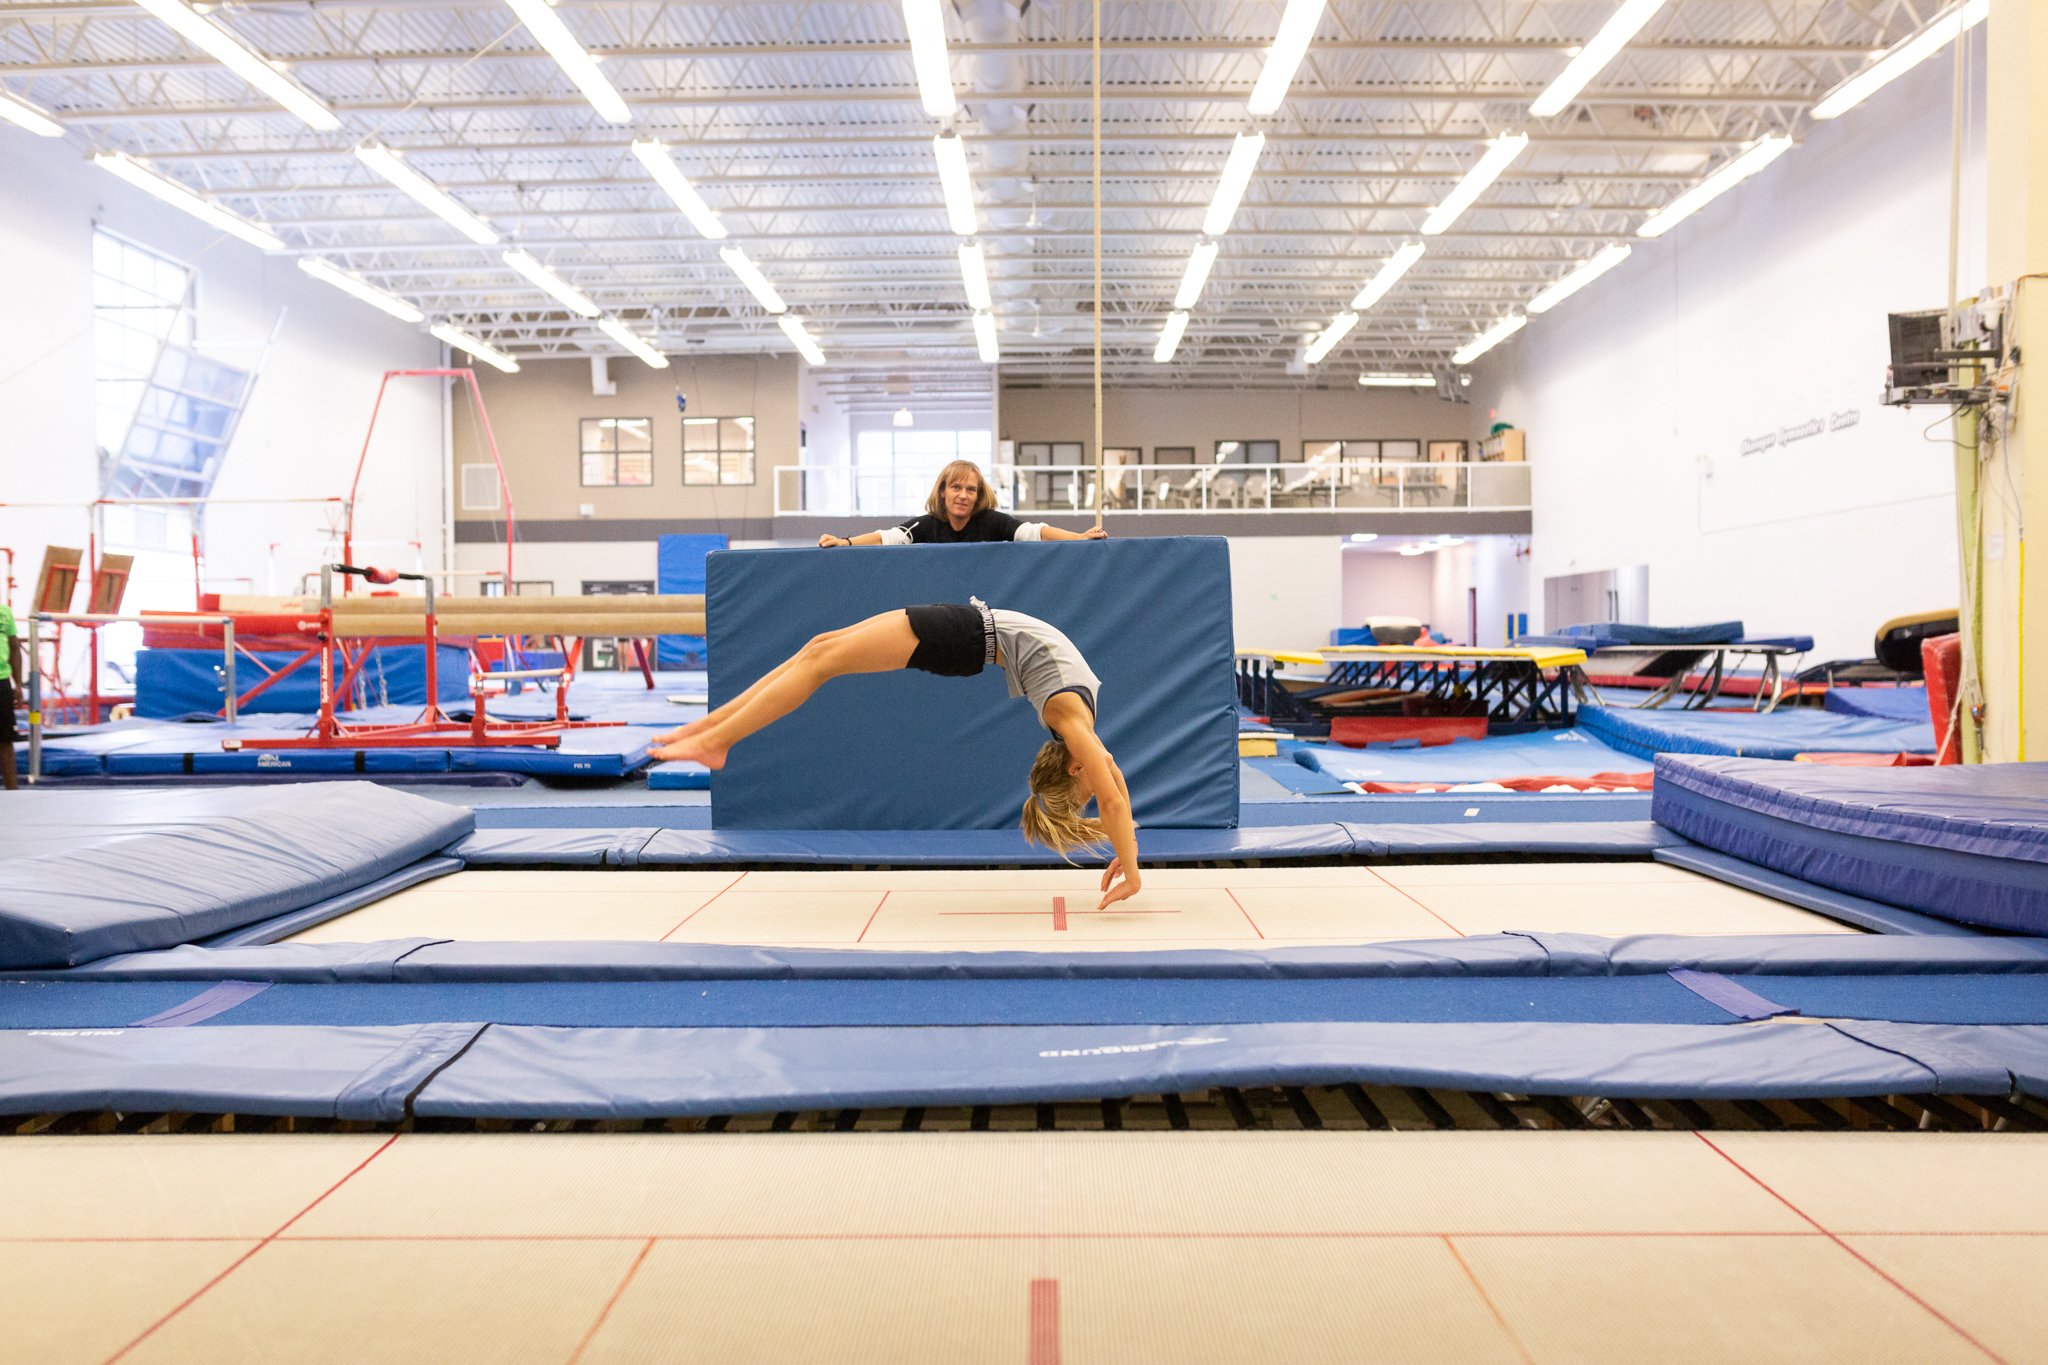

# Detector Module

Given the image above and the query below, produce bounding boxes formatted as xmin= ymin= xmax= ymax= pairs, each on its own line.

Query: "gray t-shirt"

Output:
xmin=977 ymin=601 xmax=1100 ymax=731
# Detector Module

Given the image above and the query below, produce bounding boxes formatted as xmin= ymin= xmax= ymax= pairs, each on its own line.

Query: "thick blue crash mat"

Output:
xmin=1653 ymin=755 xmax=2048 ymax=933
xmin=1824 ymin=687 xmax=1932 ymax=722
xmin=706 ymin=537 xmax=1238 ymax=831
xmin=0 ymin=783 xmax=473 ymax=968
xmin=1580 ymin=703 xmax=1934 ymax=760
xmin=1294 ymin=729 xmax=1647 ymax=783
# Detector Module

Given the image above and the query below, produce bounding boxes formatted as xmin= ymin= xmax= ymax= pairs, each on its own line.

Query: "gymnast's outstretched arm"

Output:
xmin=1046 ymin=694 xmax=1141 ymax=908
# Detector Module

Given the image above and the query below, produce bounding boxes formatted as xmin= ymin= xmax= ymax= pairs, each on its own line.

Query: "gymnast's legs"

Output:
xmin=650 ymin=610 xmax=918 ymax=768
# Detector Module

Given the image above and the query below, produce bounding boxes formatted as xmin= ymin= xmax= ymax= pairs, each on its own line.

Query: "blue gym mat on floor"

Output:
xmin=0 ymin=784 xmax=472 ymax=968
xmin=1653 ymin=755 xmax=2048 ymax=933
xmin=1824 ymin=687 xmax=1933 ymax=722
xmin=1579 ymin=703 xmax=1935 ymax=760
xmin=1293 ymin=729 xmax=1648 ymax=784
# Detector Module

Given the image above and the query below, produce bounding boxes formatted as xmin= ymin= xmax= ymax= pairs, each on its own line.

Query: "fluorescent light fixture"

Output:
xmin=933 ymin=131 xmax=976 ymax=235
xmin=1303 ymin=311 xmax=1359 ymax=365
xmin=1202 ymin=132 xmax=1266 ymax=237
xmin=1433 ymin=535 xmax=1466 ymax=547
xmin=0 ymin=89 xmax=63 ymax=137
xmin=893 ymin=406 xmax=914 ymax=427
xmin=503 ymin=249 xmax=600 ymax=318
xmin=1347 ymin=532 xmax=1379 ymax=543
xmin=1450 ymin=314 xmax=1528 ymax=366
xmin=718 ymin=246 xmax=786 ymax=313
xmin=1399 ymin=543 xmax=1429 ymax=556
xmin=1154 ymin=310 xmax=1190 ymax=363
xmin=1174 ymin=240 xmax=1220 ymax=310
xmin=1358 ymin=372 xmax=1433 ymax=387
xmin=355 ymin=143 xmax=498 ymax=245
xmin=630 ymin=140 xmax=726 ymax=239
xmin=778 ymin=313 xmax=826 ymax=365
xmin=598 ymin=317 xmax=669 ymax=369
xmin=430 ymin=322 xmax=519 ymax=372
xmin=131 ymin=0 xmax=339 ymax=131
xmin=504 ymin=0 xmax=631 ymax=124
xmin=1246 ymin=0 xmax=1328 ymax=116
xmin=92 ymin=152 xmax=283 ymax=250
xmin=1813 ymin=0 xmax=1988 ymax=120
xmin=901 ymin=0 xmax=957 ymax=118
xmin=958 ymin=241 xmax=993 ymax=311
xmin=972 ymin=310 xmax=999 ymax=363
xmin=1527 ymin=244 xmax=1632 ymax=313
xmin=297 ymin=258 xmax=424 ymax=323
xmin=1421 ymin=132 xmax=1528 ymax=235
xmin=1529 ymin=0 xmax=1669 ymax=117
xmin=1636 ymin=134 xmax=1793 ymax=238
xmin=1349 ymin=240 xmax=1426 ymax=312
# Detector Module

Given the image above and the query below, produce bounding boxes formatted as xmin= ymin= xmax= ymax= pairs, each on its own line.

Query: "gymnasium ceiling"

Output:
xmin=0 ymin=0 xmax=1958 ymax=396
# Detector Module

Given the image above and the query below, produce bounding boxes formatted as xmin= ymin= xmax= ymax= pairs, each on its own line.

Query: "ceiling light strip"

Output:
xmin=1527 ymin=244 xmax=1632 ymax=313
xmin=933 ymin=131 xmax=977 ymax=235
xmin=598 ymin=317 xmax=669 ymax=368
xmin=298 ymin=257 xmax=423 ymax=322
xmin=630 ymin=140 xmax=727 ymax=239
xmin=973 ymin=311 xmax=999 ymax=363
xmin=355 ymin=144 xmax=498 ymax=244
xmin=1303 ymin=311 xmax=1359 ymax=365
xmin=1636 ymin=135 xmax=1793 ymax=238
xmin=431 ymin=322 xmax=519 ymax=372
xmin=504 ymin=249 xmax=601 ymax=317
xmin=1202 ymin=132 xmax=1266 ymax=237
xmin=1450 ymin=314 xmax=1528 ymax=366
xmin=92 ymin=152 xmax=284 ymax=250
xmin=1421 ymin=132 xmax=1529 ymax=236
xmin=1348 ymin=240 xmax=1427 ymax=312
xmin=1358 ymin=373 xmax=1433 ymax=387
xmin=0 ymin=89 xmax=63 ymax=137
xmin=718 ymin=246 xmax=787 ymax=313
xmin=901 ymin=0 xmax=958 ymax=118
xmin=1813 ymin=0 xmax=1988 ymax=120
xmin=1529 ymin=0 xmax=1670 ymax=118
xmin=1173 ymin=240 xmax=1220 ymax=310
xmin=504 ymin=0 xmax=632 ymax=124
xmin=1246 ymin=0 xmax=1328 ymax=116
xmin=958 ymin=241 xmax=993 ymax=311
xmin=778 ymin=314 xmax=826 ymax=365
xmin=131 ymin=0 xmax=339 ymax=131
xmin=1153 ymin=310 xmax=1190 ymax=363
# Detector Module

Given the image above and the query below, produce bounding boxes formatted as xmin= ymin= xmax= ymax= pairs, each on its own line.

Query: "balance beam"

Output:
xmin=327 ymin=611 xmax=706 ymax=638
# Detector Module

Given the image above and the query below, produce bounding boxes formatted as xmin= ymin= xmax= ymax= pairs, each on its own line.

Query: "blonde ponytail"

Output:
xmin=1020 ymin=739 xmax=1108 ymax=857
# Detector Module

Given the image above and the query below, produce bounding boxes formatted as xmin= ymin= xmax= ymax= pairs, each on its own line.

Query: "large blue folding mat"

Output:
xmin=705 ymin=537 xmax=1239 ymax=830
xmin=0 ymin=783 xmax=473 ymax=968
xmin=136 ymin=643 xmax=469 ymax=718
xmin=1653 ymin=755 xmax=2048 ymax=933
xmin=1580 ymin=702 xmax=1935 ymax=760
xmin=655 ymin=532 xmax=725 ymax=669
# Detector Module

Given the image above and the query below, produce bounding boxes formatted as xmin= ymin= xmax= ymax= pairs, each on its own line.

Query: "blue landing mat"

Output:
xmin=1293 ymin=729 xmax=1648 ymax=784
xmin=0 ymin=784 xmax=473 ymax=968
xmin=1824 ymin=687 xmax=1933 ymax=722
xmin=1579 ymin=704 xmax=1935 ymax=760
xmin=646 ymin=760 xmax=711 ymax=790
xmin=1653 ymin=755 xmax=2048 ymax=933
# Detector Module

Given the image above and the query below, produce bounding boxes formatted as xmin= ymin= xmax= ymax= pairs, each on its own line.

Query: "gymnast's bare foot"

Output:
xmin=653 ymin=715 xmax=714 ymax=745
xmin=651 ymin=735 xmax=728 ymax=769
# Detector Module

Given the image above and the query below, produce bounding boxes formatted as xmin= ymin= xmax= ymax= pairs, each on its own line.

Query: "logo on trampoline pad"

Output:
xmin=1039 ymin=1036 xmax=1227 ymax=1059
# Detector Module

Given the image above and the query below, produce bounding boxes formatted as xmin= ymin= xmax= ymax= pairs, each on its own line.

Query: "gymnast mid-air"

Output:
xmin=651 ymin=599 xmax=1141 ymax=908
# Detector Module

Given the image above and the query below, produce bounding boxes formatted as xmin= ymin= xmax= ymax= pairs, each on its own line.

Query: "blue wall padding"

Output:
xmin=705 ymin=537 xmax=1238 ymax=830
xmin=1825 ymin=687 xmax=1933 ymax=721
xmin=1295 ymin=729 xmax=1647 ymax=782
xmin=657 ymin=532 xmax=726 ymax=668
xmin=0 ymin=1022 xmax=483 ymax=1118
xmin=137 ymin=643 xmax=468 ymax=718
xmin=1580 ymin=704 xmax=1935 ymax=760
xmin=410 ymin=1018 xmax=2021 ymax=1117
xmin=1654 ymin=755 xmax=2048 ymax=932
xmin=1653 ymin=847 xmax=1983 ymax=937
xmin=0 ymin=784 xmax=474 ymax=968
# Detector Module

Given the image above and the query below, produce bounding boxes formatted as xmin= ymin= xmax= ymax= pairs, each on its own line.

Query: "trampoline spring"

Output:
xmin=1404 ymin=1088 xmax=1456 ymax=1131
xmin=1789 ymin=1099 xmax=1850 ymax=1131
xmin=1161 ymin=1094 xmax=1191 ymax=1130
xmin=1603 ymin=1098 xmax=1657 ymax=1131
xmin=1665 ymin=1099 xmax=1716 ymax=1131
xmin=1280 ymin=1087 xmax=1323 ymax=1130
xmin=769 ymin=1112 xmax=799 ymax=1133
xmin=970 ymin=1106 xmax=993 ymax=1132
xmin=1036 ymin=1104 xmax=1057 ymax=1131
xmin=899 ymin=1107 xmax=926 ymax=1132
xmin=1843 ymin=1096 xmax=1919 ymax=1132
xmin=1219 ymin=1088 xmax=1257 ymax=1129
xmin=1337 ymin=1084 xmax=1391 ymax=1130
xmin=1901 ymin=1094 xmax=1982 ymax=1132
xmin=1960 ymin=1094 xmax=2043 ymax=1131
xmin=1731 ymin=1099 xmax=1785 ymax=1130
xmin=1465 ymin=1092 xmax=1522 ymax=1131
xmin=1099 ymin=1098 xmax=1123 ymax=1132
xmin=833 ymin=1109 xmax=861 ymax=1133
xmin=1525 ymin=1094 xmax=1589 ymax=1130
xmin=701 ymin=1115 xmax=731 ymax=1132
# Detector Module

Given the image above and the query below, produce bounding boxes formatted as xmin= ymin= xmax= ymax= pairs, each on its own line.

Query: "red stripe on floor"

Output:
xmin=568 ymin=1236 xmax=657 ymax=1363
xmin=1028 ymin=1277 xmax=1060 ymax=1365
xmin=855 ymin=890 xmax=891 ymax=943
xmin=1442 ymin=1235 xmax=1534 ymax=1364
xmin=659 ymin=870 xmax=749 ymax=941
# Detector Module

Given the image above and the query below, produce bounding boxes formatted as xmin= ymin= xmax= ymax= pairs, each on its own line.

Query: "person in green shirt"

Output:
xmin=0 ymin=603 xmax=19 ymax=790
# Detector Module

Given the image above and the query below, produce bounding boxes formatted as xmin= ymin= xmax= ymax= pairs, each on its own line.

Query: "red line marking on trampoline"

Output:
xmin=567 ymin=1236 xmax=656 ymax=1364
xmin=659 ymin=870 xmax=749 ymax=941
xmin=1693 ymin=1134 xmax=2006 ymax=1362
xmin=104 ymin=1132 xmax=403 ymax=1364
xmin=1028 ymin=1278 xmax=1061 ymax=1365
xmin=1223 ymin=887 xmax=1267 ymax=939
xmin=1051 ymin=896 xmax=1068 ymax=931
xmin=855 ymin=890 xmax=891 ymax=943
xmin=1442 ymin=1236 xmax=1533 ymax=1365
xmin=1361 ymin=866 xmax=1467 ymax=937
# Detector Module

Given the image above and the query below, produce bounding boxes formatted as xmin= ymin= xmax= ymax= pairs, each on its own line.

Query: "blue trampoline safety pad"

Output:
xmin=1653 ymin=755 xmax=2048 ymax=933
xmin=1581 ymin=704 xmax=1934 ymax=760
xmin=0 ymin=784 xmax=473 ymax=969
xmin=706 ymin=537 xmax=1238 ymax=831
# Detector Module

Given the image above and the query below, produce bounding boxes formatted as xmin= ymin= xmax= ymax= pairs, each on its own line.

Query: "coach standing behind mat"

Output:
xmin=816 ymin=461 xmax=1107 ymax=547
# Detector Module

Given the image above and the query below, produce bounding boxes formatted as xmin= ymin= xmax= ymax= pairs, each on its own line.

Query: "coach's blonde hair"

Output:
xmin=1020 ymin=739 xmax=1107 ymax=857
xmin=924 ymin=460 xmax=997 ymax=518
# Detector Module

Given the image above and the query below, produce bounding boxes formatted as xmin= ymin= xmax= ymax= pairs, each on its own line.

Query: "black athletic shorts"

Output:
xmin=0 ymin=677 xmax=16 ymax=743
xmin=904 ymin=603 xmax=987 ymax=678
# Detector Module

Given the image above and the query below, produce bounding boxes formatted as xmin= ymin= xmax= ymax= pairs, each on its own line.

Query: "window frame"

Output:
xmin=682 ymin=414 xmax=758 ymax=486
xmin=578 ymin=416 xmax=655 ymax=487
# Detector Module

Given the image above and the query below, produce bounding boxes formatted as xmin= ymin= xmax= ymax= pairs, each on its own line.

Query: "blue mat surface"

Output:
xmin=1294 ymin=729 xmax=1648 ymax=784
xmin=0 ymin=784 xmax=473 ymax=969
xmin=1653 ymin=755 xmax=2048 ymax=933
xmin=1824 ymin=687 xmax=1933 ymax=721
xmin=706 ymin=537 xmax=1238 ymax=830
xmin=1581 ymin=704 xmax=1935 ymax=760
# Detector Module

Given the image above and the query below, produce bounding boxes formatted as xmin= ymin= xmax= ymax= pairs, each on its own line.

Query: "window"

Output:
xmin=94 ymin=229 xmax=194 ymax=460
xmin=1214 ymin=439 xmax=1278 ymax=466
xmin=580 ymin=417 xmax=653 ymax=486
xmin=1151 ymin=446 xmax=1195 ymax=466
xmin=1101 ymin=447 xmax=1141 ymax=509
xmin=684 ymin=415 xmax=756 ymax=485
xmin=1013 ymin=440 xmax=1083 ymax=509
xmin=852 ymin=427 xmax=992 ymax=513
xmin=1382 ymin=439 xmax=1422 ymax=463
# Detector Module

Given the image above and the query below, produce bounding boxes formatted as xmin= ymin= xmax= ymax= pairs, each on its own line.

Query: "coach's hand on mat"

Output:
xmin=1098 ymin=857 xmax=1140 ymax=910
xmin=1080 ymin=527 xmax=1108 ymax=540
xmin=817 ymin=533 xmax=848 ymax=548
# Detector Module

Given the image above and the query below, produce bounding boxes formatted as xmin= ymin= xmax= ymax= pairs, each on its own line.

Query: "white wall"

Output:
xmin=1470 ymin=35 xmax=1985 ymax=663
xmin=0 ymin=129 xmax=442 ymax=626
xmin=1228 ymin=536 xmax=1342 ymax=650
xmin=1340 ymin=548 xmax=1435 ymax=628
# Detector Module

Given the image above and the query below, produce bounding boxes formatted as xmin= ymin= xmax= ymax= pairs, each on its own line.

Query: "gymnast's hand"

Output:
xmin=1098 ymin=856 xmax=1140 ymax=910
xmin=1080 ymin=527 xmax=1108 ymax=540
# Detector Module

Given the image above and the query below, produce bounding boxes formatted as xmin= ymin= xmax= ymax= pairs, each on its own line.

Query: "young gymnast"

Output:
xmin=651 ymin=600 xmax=1141 ymax=908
